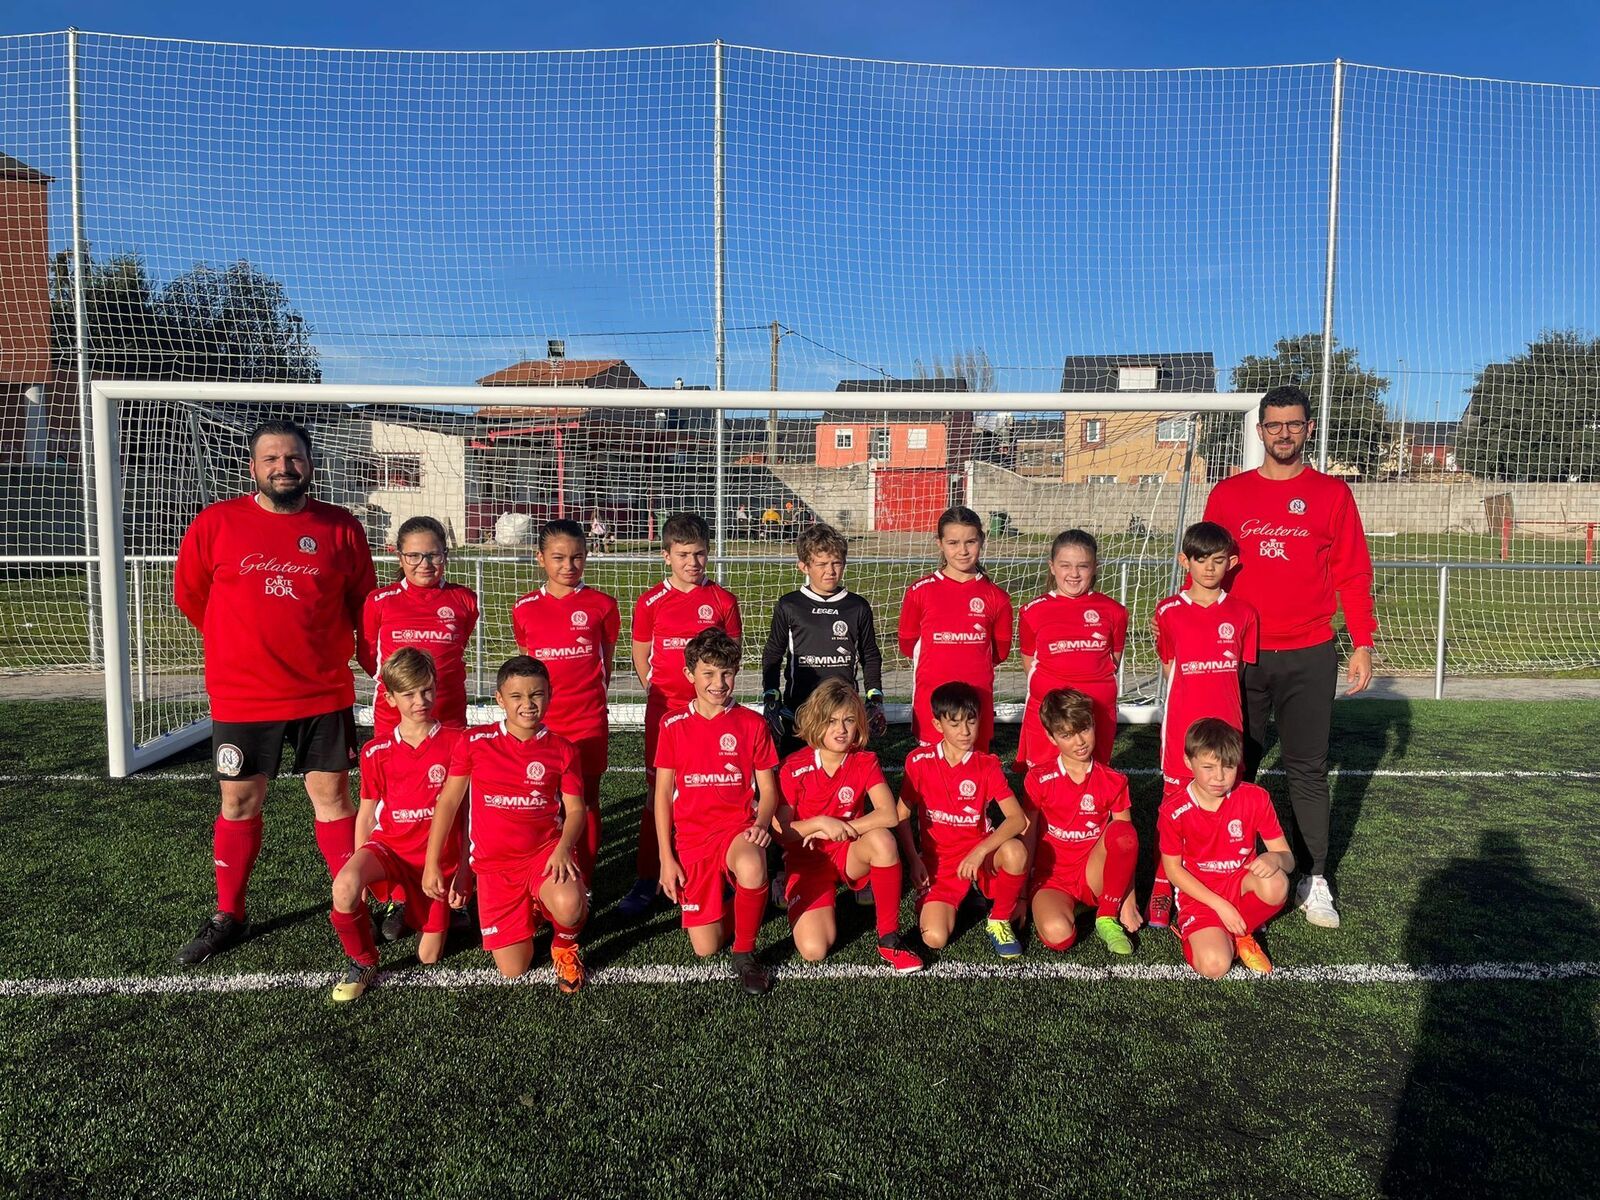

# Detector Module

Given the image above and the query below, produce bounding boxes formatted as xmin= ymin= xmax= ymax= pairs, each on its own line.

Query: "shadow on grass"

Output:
xmin=1326 ymin=698 xmax=1412 ymax=881
xmin=1381 ymin=829 xmax=1600 ymax=1197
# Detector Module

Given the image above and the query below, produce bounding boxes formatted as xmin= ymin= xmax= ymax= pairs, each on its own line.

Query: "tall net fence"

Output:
xmin=1 ymin=34 xmax=1597 ymax=692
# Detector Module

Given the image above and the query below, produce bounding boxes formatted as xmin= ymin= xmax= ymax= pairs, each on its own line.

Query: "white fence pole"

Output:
xmin=712 ymin=38 xmax=727 ymax=561
xmin=1434 ymin=563 xmax=1449 ymax=700
xmin=67 ymin=27 xmax=100 ymax=665
xmin=1317 ymin=58 xmax=1346 ymax=473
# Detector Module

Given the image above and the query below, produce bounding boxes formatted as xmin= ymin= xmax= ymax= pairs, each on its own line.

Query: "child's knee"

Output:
xmin=995 ymin=838 xmax=1027 ymax=874
xmin=729 ymin=843 xmax=767 ymax=888
xmin=417 ymin=943 xmax=442 ymax=965
xmin=495 ymin=960 xmax=526 ymax=979
xmin=1260 ymin=872 xmax=1289 ymax=906
xmin=1036 ymin=913 xmax=1072 ymax=947
xmin=919 ymin=923 xmax=950 ymax=950
xmin=330 ymin=872 xmax=363 ymax=912
xmin=862 ymin=828 xmax=898 ymax=863
xmin=1192 ymin=951 xmax=1232 ymax=980
xmin=796 ymin=936 xmax=831 ymax=963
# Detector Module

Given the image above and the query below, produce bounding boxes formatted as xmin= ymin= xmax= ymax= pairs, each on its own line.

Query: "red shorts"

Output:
xmin=918 ymin=849 xmax=1002 ymax=910
xmin=678 ymin=826 xmax=747 ymax=929
xmin=783 ymin=839 xmax=868 ymax=920
xmin=364 ymin=841 xmax=455 ymax=934
xmin=644 ymin=689 xmax=686 ymax=782
xmin=1029 ymin=840 xmax=1098 ymax=908
xmin=1015 ymin=678 xmax=1117 ymax=771
xmin=912 ymin=685 xmax=994 ymax=753
xmin=570 ymin=733 xmax=607 ymax=809
xmin=475 ymin=841 xmax=564 ymax=950
xmin=1174 ymin=866 xmax=1249 ymax=947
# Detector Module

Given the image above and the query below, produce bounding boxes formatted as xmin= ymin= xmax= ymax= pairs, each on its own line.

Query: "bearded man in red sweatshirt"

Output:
xmin=173 ymin=419 xmax=377 ymax=965
xmin=1202 ymin=384 xmax=1375 ymax=930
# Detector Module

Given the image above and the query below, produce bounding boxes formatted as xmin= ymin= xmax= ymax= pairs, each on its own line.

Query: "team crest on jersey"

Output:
xmin=1080 ymin=794 xmax=1096 ymax=812
xmin=1084 ymin=609 xmax=1101 ymax=625
xmin=1227 ymin=819 xmax=1243 ymax=839
xmin=1218 ymin=622 xmax=1235 ymax=640
xmin=215 ymin=744 xmax=243 ymax=777
xmin=832 ymin=620 xmax=848 ymax=637
xmin=298 ymin=536 xmax=317 ymax=554
xmin=698 ymin=603 xmax=714 ymax=622
xmin=526 ymin=761 xmax=547 ymax=782
xmin=958 ymin=779 xmax=977 ymax=799
xmin=437 ymin=606 xmax=455 ymax=620
xmin=428 ymin=763 xmax=447 ymax=785
xmin=838 ymin=786 xmax=856 ymax=803
xmin=572 ymin=610 xmax=589 ymax=628
xmin=719 ymin=733 xmax=737 ymax=753
xmin=1289 ymin=498 xmax=1306 ymax=515
xmin=968 ymin=597 xmax=985 ymax=615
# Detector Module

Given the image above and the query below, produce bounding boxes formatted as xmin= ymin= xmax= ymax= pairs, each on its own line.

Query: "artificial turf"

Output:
xmin=1 ymin=700 xmax=1598 ymax=1198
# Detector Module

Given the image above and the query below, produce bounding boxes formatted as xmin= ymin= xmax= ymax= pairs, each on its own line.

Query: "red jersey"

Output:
xmin=1019 ymin=590 xmax=1128 ymax=687
xmin=361 ymin=579 xmax=479 ymax=736
xmin=1024 ymin=758 xmax=1131 ymax=870
xmin=778 ymin=747 xmax=886 ymax=823
xmin=632 ymin=579 xmax=742 ymax=703
xmin=359 ymin=723 xmax=464 ymax=866
xmin=1202 ymin=466 xmax=1377 ymax=651
xmin=1158 ymin=781 xmax=1284 ymax=887
xmin=655 ymin=703 xmax=777 ymax=862
xmin=447 ymin=722 xmax=583 ymax=870
xmin=900 ymin=743 xmax=1012 ymax=858
xmin=898 ymin=571 xmax=1014 ymax=695
xmin=512 ymin=584 xmax=621 ymax=741
xmin=174 ymin=496 xmax=376 ymax=722
xmin=1155 ymin=591 xmax=1258 ymax=783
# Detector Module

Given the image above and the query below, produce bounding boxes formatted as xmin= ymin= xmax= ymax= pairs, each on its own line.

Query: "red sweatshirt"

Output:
xmin=174 ymin=496 xmax=377 ymax=721
xmin=1202 ymin=466 xmax=1377 ymax=651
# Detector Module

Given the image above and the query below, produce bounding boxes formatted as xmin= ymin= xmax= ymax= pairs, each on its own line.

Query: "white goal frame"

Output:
xmin=92 ymin=381 xmax=1264 ymax=776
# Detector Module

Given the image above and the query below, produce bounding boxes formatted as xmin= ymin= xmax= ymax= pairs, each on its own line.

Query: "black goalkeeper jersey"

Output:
xmin=761 ymin=585 xmax=884 ymax=708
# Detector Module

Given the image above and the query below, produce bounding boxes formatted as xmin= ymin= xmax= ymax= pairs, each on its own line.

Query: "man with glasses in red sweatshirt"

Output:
xmin=1202 ymin=384 xmax=1376 ymax=929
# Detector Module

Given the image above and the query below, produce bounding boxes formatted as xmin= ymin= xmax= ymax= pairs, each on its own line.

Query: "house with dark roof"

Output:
xmin=0 ymin=151 xmax=55 ymax=466
xmin=1054 ymin=352 xmax=1217 ymax=485
xmin=817 ymin=377 xmax=973 ymax=470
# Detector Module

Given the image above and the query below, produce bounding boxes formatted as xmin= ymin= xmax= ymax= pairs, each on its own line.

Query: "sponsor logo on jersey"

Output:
xmin=1228 ymin=818 xmax=1243 ymax=839
xmin=1180 ymin=658 xmax=1241 ymax=674
xmin=1259 ymin=538 xmax=1289 ymax=561
xmin=298 ymin=535 xmax=318 ymax=554
xmin=831 ymin=620 xmax=849 ymax=637
xmin=526 ymin=761 xmax=547 ymax=782
xmin=1218 ymin=622 xmax=1235 ymax=640
xmin=798 ymin=652 xmax=854 ymax=668
xmin=238 ymin=553 xmax=321 ymax=576
xmin=958 ymin=779 xmax=978 ymax=799
xmin=1239 ymin=518 xmax=1311 ymax=540
xmin=390 ymin=628 xmax=456 ymax=644
xmin=427 ymin=763 xmax=447 ymax=785
xmin=1289 ymin=498 xmax=1306 ymax=515
xmin=719 ymin=733 xmax=738 ymax=753
xmin=661 ymin=636 xmax=691 ymax=651
xmin=1045 ymin=820 xmax=1094 ymax=842
xmin=572 ymin=610 xmax=589 ymax=628
xmin=968 ymin=597 xmax=985 ymax=615
xmin=215 ymin=744 xmax=243 ymax=776
xmin=533 ymin=645 xmax=594 ymax=660
xmin=683 ymin=771 xmax=746 ymax=787
xmin=389 ymin=806 xmax=436 ymax=823
xmin=437 ymin=605 xmax=455 ymax=620
xmin=931 ymin=631 xmax=988 ymax=644
xmin=926 ymin=808 xmax=979 ymax=827
xmin=263 ymin=574 xmax=300 ymax=599
xmin=1047 ymin=635 xmax=1107 ymax=654
xmin=1084 ymin=608 xmax=1101 ymax=625
xmin=697 ymin=604 xmax=714 ymax=622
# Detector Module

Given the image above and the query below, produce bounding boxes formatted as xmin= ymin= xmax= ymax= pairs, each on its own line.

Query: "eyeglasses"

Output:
xmin=400 ymin=552 xmax=446 ymax=565
xmin=1261 ymin=420 xmax=1309 ymax=435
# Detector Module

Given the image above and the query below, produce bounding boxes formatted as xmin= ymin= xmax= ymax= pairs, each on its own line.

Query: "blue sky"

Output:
xmin=6 ymin=2 xmax=1599 ymax=420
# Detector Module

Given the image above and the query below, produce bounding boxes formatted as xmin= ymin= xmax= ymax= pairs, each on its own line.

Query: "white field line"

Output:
xmin=2 ymin=960 xmax=1598 ymax=1000
xmin=5 ymin=767 xmax=1600 ymax=784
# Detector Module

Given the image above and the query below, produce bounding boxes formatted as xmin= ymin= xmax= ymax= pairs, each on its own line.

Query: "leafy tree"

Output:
xmin=1455 ymin=330 xmax=1600 ymax=482
xmin=1219 ymin=333 xmax=1390 ymax=478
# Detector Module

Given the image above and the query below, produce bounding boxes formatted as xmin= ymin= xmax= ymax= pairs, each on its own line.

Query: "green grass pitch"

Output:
xmin=2 ymin=700 xmax=1599 ymax=1197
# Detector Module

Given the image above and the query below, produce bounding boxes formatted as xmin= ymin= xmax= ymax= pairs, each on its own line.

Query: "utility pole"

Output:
xmin=767 ymin=320 xmax=785 ymax=465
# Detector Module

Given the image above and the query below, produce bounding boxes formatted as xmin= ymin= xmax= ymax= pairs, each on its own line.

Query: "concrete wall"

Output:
xmin=367 ymin=421 xmax=467 ymax=548
xmin=773 ymin=463 xmax=872 ymax=532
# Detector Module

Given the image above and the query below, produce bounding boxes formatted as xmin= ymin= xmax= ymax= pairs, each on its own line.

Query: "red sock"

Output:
xmin=1096 ymin=822 xmax=1139 ymax=918
xmin=213 ymin=814 xmax=262 ymax=920
xmin=1042 ymin=929 xmax=1076 ymax=952
xmin=986 ymin=867 xmax=1027 ymax=923
xmin=868 ymin=863 xmax=903 ymax=938
xmin=731 ymin=882 xmax=767 ymax=954
xmin=329 ymin=905 xmax=379 ymax=967
xmin=550 ymin=916 xmax=584 ymax=948
xmin=580 ymin=808 xmax=601 ymax=879
xmin=1236 ymin=886 xmax=1285 ymax=934
xmin=313 ymin=815 xmax=357 ymax=879
xmin=1152 ymin=864 xmax=1172 ymax=895
xmin=636 ymin=798 xmax=660 ymax=881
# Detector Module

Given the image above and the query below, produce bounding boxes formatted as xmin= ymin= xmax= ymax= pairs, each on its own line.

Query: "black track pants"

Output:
xmin=1241 ymin=639 xmax=1339 ymax=877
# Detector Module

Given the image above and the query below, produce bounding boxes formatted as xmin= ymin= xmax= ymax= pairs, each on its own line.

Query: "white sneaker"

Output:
xmin=1296 ymin=874 xmax=1341 ymax=928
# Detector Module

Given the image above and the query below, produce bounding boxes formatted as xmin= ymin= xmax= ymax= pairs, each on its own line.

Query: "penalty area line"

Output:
xmin=2 ymin=960 xmax=1599 ymax=999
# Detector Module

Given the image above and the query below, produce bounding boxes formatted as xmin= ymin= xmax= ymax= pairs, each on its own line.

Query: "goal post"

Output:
xmin=92 ymin=380 xmax=1263 ymax=777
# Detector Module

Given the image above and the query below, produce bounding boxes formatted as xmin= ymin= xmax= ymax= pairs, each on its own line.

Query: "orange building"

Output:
xmin=0 ymin=151 xmax=54 ymax=464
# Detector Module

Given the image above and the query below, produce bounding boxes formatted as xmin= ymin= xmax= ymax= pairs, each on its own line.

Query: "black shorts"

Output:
xmin=211 ymin=708 xmax=358 ymax=781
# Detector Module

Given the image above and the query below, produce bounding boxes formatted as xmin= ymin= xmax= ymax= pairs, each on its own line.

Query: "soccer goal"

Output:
xmin=91 ymin=381 xmax=1263 ymax=776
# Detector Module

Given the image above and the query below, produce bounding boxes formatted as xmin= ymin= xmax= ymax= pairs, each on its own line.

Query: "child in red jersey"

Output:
xmin=775 ymin=679 xmax=922 ymax=973
xmin=1159 ymin=719 xmax=1291 ymax=977
xmin=1025 ymin=688 xmax=1141 ymax=957
xmin=899 ymin=680 xmax=1030 ymax=959
xmin=328 ymin=648 xmax=470 ymax=1001
xmin=512 ymin=518 xmax=620 ymax=879
xmin=655 ymin=629 xmax=779 ymax=994
xmin=423 ymin=656 xmax=590 ymax=994
xmin=623 ymin=512 xmax=743 ymax=919
xmin=360 ymin=515 xmax=480 ymax=740
xmin=897 ymin=506 xmax=1013 ymax=751
xmin=1147 ymin=521 xmax=1260 ymax=929
xmin=1016 ymin=529 xmax=1128 ymax=771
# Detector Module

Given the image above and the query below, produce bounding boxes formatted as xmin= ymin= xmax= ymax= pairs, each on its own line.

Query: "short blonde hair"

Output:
xmin=793 ymin=679 xmax=869 ymax=752
xmin=380 ymin=646 xmax=436 ymax=695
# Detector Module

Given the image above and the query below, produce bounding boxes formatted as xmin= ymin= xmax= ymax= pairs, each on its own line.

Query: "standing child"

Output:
xmin=898 ymin=507 xmax=1013 ymax=751
xmin=776 ymin=679 xmax=922 ymax=972
xmin=622 ymin=512 xmax=743 ymax=919
xmin=1159 ymin=718 xmax=1291 ymax=977
xmin=512 ymin=519 xmax=620 ymax=878
xmin=327 ymin=648 xmax=471 ymax=1001
xmin=423 ymin=657 xmax=590 ymax=993
xmin=1016 ymin=529 xmax=1128 ymax=771
xmin=899 ymin=681 xmax=1030 ymax=959
xmin=761 ymin=523 xmax=886 ymax=754
xmin=654 ymin=629 xmax=779 ymax=994
xmin=1025 ymin=688 xmax=1141 ymax=957
xmin=1147 ymin=520 xmax=1259 ymax=929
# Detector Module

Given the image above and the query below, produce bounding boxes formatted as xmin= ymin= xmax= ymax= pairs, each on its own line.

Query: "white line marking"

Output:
xmin=1 ymin=960 xmax=1596 ymax=999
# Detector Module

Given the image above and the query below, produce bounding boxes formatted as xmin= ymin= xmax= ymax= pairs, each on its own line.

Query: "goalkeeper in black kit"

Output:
xmin=762 ymin=524 xmax=887 ymax=756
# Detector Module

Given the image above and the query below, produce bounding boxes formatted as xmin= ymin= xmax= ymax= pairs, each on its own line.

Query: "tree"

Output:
xmin=1455 ymin=330 xmax=1600 ymax=482
xmin=1221 ymin=333 xmax=1390 ymax=479
xmin=912 ymin=347 xmax=996 ymax=392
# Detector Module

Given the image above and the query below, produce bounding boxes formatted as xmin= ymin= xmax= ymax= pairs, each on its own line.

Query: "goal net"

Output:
xmin=92 ymin=381 xmax=1260 ymax=775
